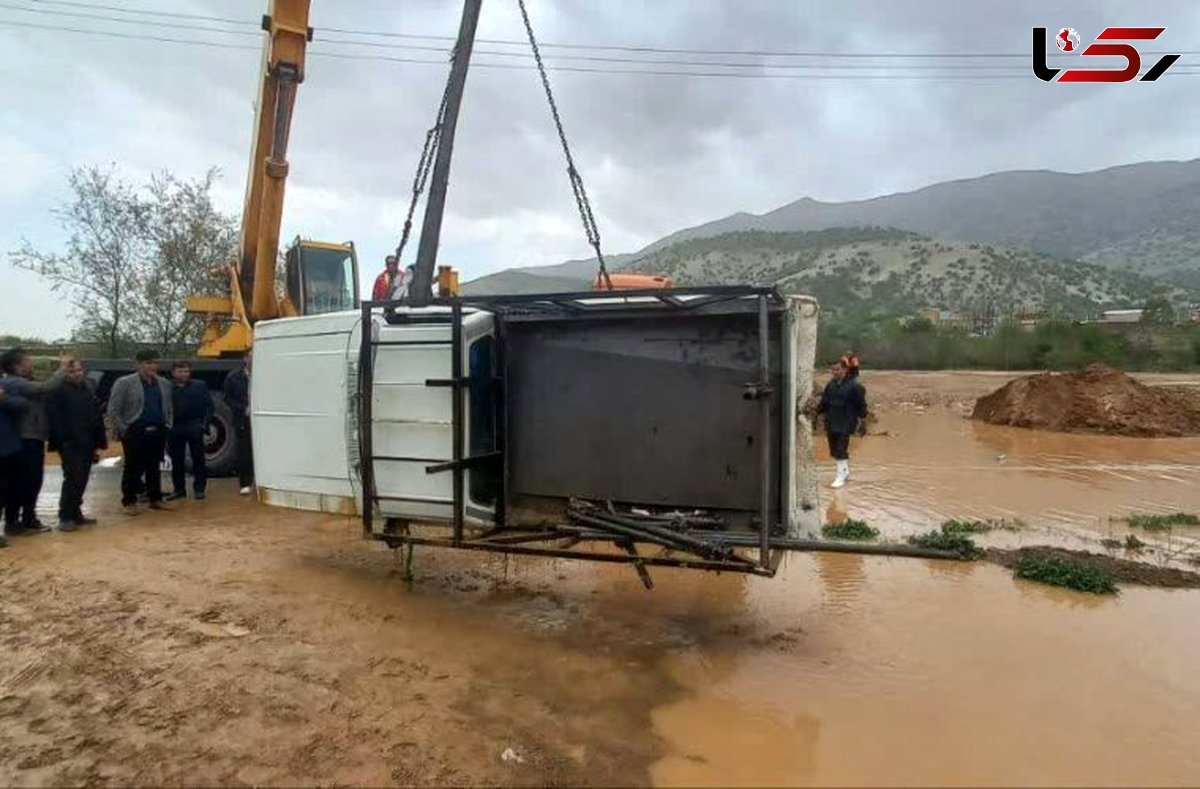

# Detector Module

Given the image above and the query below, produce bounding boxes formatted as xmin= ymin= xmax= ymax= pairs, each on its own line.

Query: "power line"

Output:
xmin=0 ymin=2 xmax=1051 ymax=71
xmin=23 ymin=0 xmax=248 ymax=26
xmin=0 ymin=17 xmax=258 ymax=50
xmin=3 ymin=17 xmax=1199 ymax=81
xmin=318 ymin=35 xmax=1054 ymax=71
xmin=1 ymin=2 xmax=1054 ymax=71
xmin=0 ymin=1 xmax=257 ymax=36
xmin=22 ymin=0 xmax=1198 ymax=61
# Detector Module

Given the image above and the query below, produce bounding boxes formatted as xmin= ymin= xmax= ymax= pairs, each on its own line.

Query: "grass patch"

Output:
xmin=1014 ymin=554 xmax=1118 ymax=595
xmin=1126 ymin=512 xmax=1200 ymax=531
xmin=822 ymin=519 xmax=879 ymax=541
xmin=906 ymin=530 xmax=984 ymax=559
xmin=941 ymin=518 xmax=1023 ymax=535
xmin=1101 ymin=535 xmax=1145 ymax=551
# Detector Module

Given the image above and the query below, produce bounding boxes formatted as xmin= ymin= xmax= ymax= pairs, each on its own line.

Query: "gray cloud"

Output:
xmin=2 ymin=0 xmax=1199 ymax=338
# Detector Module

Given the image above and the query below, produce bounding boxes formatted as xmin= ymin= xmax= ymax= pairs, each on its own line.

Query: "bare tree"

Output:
xmin=12 ymin=166 xmax=238 ymax=356
xmin=133 ymin=169 xmax=238 ymax=350
xmin=12 ymin=167 xmax=152 ymax=357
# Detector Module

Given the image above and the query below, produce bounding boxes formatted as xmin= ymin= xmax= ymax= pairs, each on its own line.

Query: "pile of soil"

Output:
xmin=988 ymin=546 xmax=1200 ymax=589
xmin=971 ymin=364 xmax=1200 ymax=437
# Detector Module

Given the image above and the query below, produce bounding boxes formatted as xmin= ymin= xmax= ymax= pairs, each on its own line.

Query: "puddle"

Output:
xmin=645 ymin=371 xmax=1200 ymax=786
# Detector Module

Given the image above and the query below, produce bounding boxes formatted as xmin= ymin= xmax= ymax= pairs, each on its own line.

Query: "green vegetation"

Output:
xmin=906 ymin=530 xmax=984 ymax=559
xmin=1100 ymin=535 xmax=1143 ymax=551
xmin=1013 ymin=554 xmax=1118 ymax=595
xmin=941 ymin=518 xmax=1023 ymax=535
xmin=819 ymin=310 xmax=1200 ymax=372
xmin=1126 ymin=512 xmax=1200 ymax=531
xmin=821 ymin=519 xmax=880 ymax=541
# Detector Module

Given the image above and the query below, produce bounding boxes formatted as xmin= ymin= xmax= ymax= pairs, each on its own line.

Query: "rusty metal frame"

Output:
xmin=354 ymin=286 xmax=828 ymax=585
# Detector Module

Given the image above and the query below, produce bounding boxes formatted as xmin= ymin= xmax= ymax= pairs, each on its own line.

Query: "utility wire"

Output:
xmin=0 ymin=1 xmax=258 ymax=36
xmin=20 ymin=0 xmax=1198 ymax=60
xmin=23 ymin=0 xmax=248 ymax=26
xmin=0 ymin=3 xmax=1076 ymax=71
xmin=0 ymin=3 xmax=1074 ymax=70
xmin=2 ymin=17 xmax=1199 ymax=81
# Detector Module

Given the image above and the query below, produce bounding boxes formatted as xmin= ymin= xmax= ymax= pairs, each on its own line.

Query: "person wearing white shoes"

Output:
xmin=817 ymin=354 xmax=867 ymax=489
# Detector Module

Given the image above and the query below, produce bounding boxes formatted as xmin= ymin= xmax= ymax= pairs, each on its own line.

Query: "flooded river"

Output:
xmin=2 ymin=371 xmax=1199 ymax=786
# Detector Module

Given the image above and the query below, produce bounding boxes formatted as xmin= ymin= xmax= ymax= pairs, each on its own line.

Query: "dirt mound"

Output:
xmin=971 ymin=364 xmax=1200 ymax=437
xmin=989 ymin=546 xmax=1200 ymax=589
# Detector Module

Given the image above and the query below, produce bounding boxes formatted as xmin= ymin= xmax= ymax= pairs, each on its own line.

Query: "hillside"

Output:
xmin=460 ymin=253 xmax=635 ymax=295
xmin=642 ymin=159 xmax=1200 ymax=285
xmin=627 ymin=228 xmax=1181 ymax=318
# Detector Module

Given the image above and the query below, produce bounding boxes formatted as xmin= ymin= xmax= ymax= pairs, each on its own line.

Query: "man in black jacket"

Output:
xmin=223 ymin=351 xmax=253 ymax=493
xmin=167 ymin=361 xmax=213 ymax=501
xmin=46 ymin=358 xmax=108 ymax=530
xmin=816 ymin=355 xmax=868 ymax=489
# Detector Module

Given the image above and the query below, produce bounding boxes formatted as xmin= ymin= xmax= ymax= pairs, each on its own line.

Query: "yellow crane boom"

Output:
xmin=188 ymin=0 xmax=363 ymax=357
xmin=241 ymin=0 xmax=310 ymax=323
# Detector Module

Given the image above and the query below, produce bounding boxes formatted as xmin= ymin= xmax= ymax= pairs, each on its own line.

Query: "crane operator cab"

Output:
xmin=284 ymin=238 xmax=361 ymax=317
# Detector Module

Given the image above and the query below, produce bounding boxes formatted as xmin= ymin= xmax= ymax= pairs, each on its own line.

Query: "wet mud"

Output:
xmin=972 ymin=364 xmax=1200 ymax=436
xmin=988 ymin=546 xmax=1200 ymax=589
xmin=1 ymin=369 xmax=1198 ymax=786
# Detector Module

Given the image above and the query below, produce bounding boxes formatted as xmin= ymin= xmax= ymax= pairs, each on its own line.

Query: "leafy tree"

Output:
xmin=11 ymin=166 xmax=237 ymax=356
xmin=12 ymin=167 xmax=152 ymax=357
xmin=1141 ymin=294 xmax=1176 ymax=325
xmin=134 ymin=169 xmax=238 ymax=349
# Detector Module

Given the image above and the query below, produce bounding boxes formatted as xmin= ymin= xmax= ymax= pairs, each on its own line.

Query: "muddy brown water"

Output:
xmin=2 ymin=371 xmax=1199 ymax=786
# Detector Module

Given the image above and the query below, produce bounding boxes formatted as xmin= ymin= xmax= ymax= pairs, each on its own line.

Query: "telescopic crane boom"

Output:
xmin=188 ymin=0 xmax=361 ymax=357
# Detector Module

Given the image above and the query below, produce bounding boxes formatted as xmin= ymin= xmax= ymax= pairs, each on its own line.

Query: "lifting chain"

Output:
xmin=393 ymin=56 xmax=456 ymax=262
xmin=516 ymin=0 xmax=613 ymax=290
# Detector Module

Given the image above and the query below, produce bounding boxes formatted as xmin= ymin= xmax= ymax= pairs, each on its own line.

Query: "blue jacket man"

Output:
xmin=167 ymin=361 xmax=213 ymax=500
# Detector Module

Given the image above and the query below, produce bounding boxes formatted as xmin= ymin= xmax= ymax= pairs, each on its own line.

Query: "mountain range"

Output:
xmin=462 ymin=158 xmax=1200 ymax=311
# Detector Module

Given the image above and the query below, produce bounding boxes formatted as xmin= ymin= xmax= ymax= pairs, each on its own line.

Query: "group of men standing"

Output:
xmin=0 ymin=346 xmax=254 ymax=547
xmin=1 ymin=349 xmax=103 ymax=540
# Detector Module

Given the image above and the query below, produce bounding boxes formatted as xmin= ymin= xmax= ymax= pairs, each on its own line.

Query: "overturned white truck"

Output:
xmin=250 ymin=286 xmax=822 ymax=583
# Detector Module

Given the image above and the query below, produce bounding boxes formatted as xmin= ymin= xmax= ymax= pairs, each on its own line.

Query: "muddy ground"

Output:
xmin=3 ymin=369 xmax=1200 ymax=787
xmin=0 ymin=486 xmax=681 ymax=786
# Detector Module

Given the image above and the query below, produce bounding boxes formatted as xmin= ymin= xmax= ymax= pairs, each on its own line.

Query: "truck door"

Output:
xmin=360 ymin=308 xmax=499 ymax=534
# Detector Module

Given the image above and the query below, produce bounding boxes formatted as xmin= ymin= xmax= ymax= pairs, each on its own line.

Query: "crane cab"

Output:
xmin=284 ymin=238 xmax=361 ymax=317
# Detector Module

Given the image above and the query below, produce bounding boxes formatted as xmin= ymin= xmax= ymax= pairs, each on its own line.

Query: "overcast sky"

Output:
xmin=2 ymin=0 xmax=1199 ymax=339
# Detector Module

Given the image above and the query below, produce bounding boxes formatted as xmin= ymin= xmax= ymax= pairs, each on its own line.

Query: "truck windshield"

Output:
xmin=299 ymin=245 xmax=357 ymax=315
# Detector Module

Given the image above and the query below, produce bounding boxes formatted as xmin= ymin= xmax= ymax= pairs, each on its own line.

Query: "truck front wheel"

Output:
xmin=205 ymin=394 xmax=238 ymax=477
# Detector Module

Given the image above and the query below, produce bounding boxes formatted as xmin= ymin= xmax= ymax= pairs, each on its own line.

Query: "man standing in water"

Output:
xmin=817 ymin=355 xmax=868 ymax=489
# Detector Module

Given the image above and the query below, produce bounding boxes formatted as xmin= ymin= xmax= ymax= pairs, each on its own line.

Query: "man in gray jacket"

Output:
xmin=108 ymin=349 xmax=174 ymax=515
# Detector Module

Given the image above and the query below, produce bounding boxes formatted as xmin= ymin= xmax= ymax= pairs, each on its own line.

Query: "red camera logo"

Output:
xmin=1033 ymin=27 xmax=1180 ymax=82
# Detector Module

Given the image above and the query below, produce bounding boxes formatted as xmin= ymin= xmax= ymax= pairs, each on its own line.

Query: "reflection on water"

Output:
xmin=827 ymin=409 xmax=1200 ymax=546
xmin=648 ymin=399 xmax=1200 ymax=787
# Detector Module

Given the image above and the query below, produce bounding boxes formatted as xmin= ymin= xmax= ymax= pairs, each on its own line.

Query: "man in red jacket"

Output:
xmin=372 ymin=255 xmax=404 ymax=302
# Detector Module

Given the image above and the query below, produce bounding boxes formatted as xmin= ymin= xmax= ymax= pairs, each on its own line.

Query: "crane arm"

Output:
xmin=239 ymin=0 xmax=311 ymax=322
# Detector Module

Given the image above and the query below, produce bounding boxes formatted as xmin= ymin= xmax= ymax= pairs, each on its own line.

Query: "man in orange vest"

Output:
xmin=372 ymin=255 xmax=404 ymax=302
